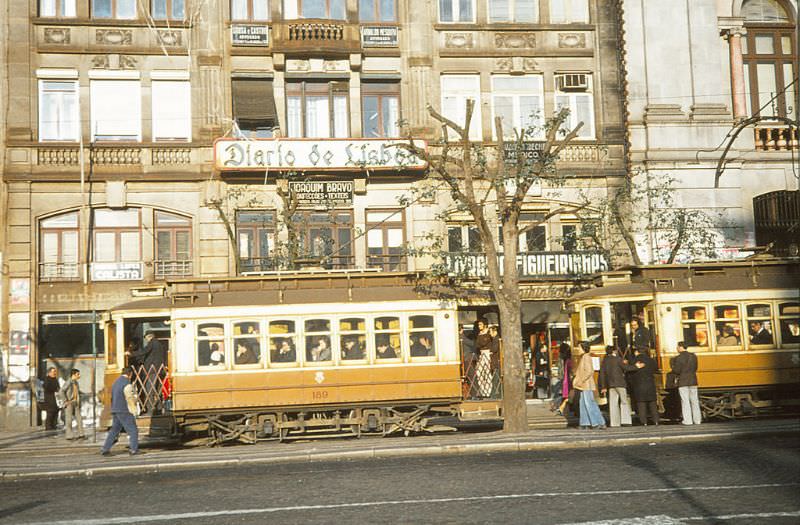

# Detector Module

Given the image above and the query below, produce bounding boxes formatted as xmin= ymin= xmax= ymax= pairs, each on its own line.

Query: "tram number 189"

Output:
xmin=312 ymin=390 xmax=329 ymax=401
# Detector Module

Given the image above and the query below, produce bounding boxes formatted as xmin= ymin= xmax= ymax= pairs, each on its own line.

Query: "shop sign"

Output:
xmin=91 ymin=262 xmax=143 ymax=281
xmin=290 ymin=180 xmax=353 ymax=207
xmin=214 ymin=138 xmax=427 ymax=171
xmin=503 ymin=141 xmax=547 ymax=162
xmin=446 ymin=251 xmax=609 ymax=280
xmin=361 ymin=26 xmax=399 ymax=47
xmin=231 ymin=25 xmax=269 ymax=46
xmin=10 ymin=278 xmax=30 ymax=307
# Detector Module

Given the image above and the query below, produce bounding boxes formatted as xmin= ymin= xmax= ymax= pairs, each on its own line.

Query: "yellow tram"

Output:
xmin=566 ymin=258 xmax=800 ymax=418
xmin=101 ymin=272 xmax=501 ymax=443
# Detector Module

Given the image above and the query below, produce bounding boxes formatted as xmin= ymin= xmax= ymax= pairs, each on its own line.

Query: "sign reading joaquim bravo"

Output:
xmin=214 ymin=139 xmax=428 ymax=171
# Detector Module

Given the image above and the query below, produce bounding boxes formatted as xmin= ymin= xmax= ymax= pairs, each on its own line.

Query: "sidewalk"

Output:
xmin=1 ymin=417 xmax=798 ymax=481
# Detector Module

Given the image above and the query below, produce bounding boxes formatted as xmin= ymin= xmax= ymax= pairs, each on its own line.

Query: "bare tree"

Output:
xmin=401 ymin=101 xmax=582 ymax=433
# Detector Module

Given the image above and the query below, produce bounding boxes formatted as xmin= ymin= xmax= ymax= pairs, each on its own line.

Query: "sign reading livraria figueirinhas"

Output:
xmin=214 ymin=139 xmax=427 ymax=171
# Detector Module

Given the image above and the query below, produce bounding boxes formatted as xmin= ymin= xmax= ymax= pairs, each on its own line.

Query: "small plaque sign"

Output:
xmin=502 ymin=141 xmax=547 ymax=163
xmin=232 ymin=25 xmax=269 ymax=46
xmin=289 ymin=180 xmax=354 ymax=207
xmin=361 ymin=26 xmax=399 ymax=47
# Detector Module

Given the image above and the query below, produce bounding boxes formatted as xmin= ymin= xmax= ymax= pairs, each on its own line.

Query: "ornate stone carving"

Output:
xmin=157 ymin=30 xmax=182 ymax=46
xmin=323 ymin=60 xmax=348 ymax=72
xmin=523 ymin=58 xmax=539 ymax=71
xmin=91 ymin=55 xmax=110 ymax=69
xmin=494 ymin=33 xmax=535 ymax=49
xmin=91 ymin=54 xmax=138 ymax=70
xmin=96 ymin=29 xmax=133 ymax=45
xmin=286 ymin=59 xmax=310 ymax=72
xmin=558 ymin=33 xmax=586 ymax=48
xmin=495 ymin=58 xmax=512 ymax=71
xmin=43 ymin=27 xmax=70 ymax=44
xmin=91 ymin=147 xmax=142 ymax=165
xmin=444 ymin=33 xmax=474 ymax=49
xmin=38 ymin=147 xmax=80 ymax=166
xmin=119 ymin=55 xmax=138 ymax=69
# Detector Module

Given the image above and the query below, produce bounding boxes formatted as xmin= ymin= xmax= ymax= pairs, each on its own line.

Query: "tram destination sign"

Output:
xmin=361 ymin=26 xmax=399 ymax=47
xmin=445 ymin=251 xmax=609 ymax=280
xmin=90 ymin=262 xmax=143 ymax=281
xmin=289 ymin=180 xmax=353 ymax=207
xmin=214 ymin=139 xmax=427 ymax=171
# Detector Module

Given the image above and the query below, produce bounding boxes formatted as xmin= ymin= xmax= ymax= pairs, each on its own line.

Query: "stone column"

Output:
xmin=724 ymin=28 xmax=748 ymax=120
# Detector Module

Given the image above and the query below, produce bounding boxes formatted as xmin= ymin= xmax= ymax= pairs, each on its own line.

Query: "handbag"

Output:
xmin=597 ymin=393 xmax=608 ymax=406
xmin=666 ymin=372 xmax=679 ymax=389
xmin=55 ymin=390 xmax=67 ymax=409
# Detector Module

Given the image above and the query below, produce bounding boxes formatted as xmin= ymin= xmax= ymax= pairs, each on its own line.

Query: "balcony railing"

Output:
xmin=272 ymin=19 xmax=360 ymax=54
xmin=367 ymin=254 xmax=407 ymax=272
xmin=754 ymin=126 xmax=799 ymax=151
xmin=155 ymin=260 xmax=194 ymax=279
xmin=239 ymin=255 xmax=356 ymax=274
xmin=35 ymin=145 xmax=195 ymax=167
xmin=445 ymin=251 xmax=609 ymax=280
xmin=39 ymin=262 xmax=81 ymax=282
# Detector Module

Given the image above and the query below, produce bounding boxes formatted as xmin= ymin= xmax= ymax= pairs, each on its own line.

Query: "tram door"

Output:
xmin=611 ymin=301 xmax=653 ymax=359
xmin=123 ymin=317 xmax=171 ymax=415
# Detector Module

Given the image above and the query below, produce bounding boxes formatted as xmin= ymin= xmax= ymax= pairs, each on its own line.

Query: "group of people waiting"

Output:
xmin=41 ymin=366 xmax=86 ymax=440
xmin=551 ymin=335 xmax=702 ymax=430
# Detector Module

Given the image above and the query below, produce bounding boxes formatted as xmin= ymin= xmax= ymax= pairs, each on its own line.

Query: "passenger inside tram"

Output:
xmin=272 ymin=339 xmax=296 ymax=363
xmin=235 ymin=340 xmax=259 ymax=364
xmin=209 ymin=343 xmax=225 ymax=365
xmin=376 ymin=337 xmax=397 ymax=359
xmin=342 ymin=337 xmax=365 ymax=360
xmin=307 ymin=337 xmax=332 ymax=362
xmin=749 ymin=321 xmax=774 ymax=345
xmin=410 ymin=334 xmax=434 ymax=357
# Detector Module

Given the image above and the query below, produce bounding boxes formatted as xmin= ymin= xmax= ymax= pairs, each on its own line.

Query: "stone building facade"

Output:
xmin=0 ymin=0 xmax=626 ymax=429
xmin=620 ymin=0 xmax=798 ymax=262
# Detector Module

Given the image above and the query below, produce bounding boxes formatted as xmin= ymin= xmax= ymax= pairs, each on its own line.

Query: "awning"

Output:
xmin=231 ymin=77 xmax=277 ymax=130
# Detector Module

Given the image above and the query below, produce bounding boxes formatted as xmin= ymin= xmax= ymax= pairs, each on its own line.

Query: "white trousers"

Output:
xmin=679 ymin=385 xmax=702 ymax=424
xmin=608 ymin=387 xmax=632 ymax=427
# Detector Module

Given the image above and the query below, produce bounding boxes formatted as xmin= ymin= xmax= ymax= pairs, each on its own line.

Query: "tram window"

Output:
xmin=306 ymin=335 xmax=332 ymax=362
xmin=778 ymin=302 xmax=800 ymax=345
xmin=233 ymin=321 xmax=259 ymax=336
xmin=269 ymin=320 xmax=297 ymax=364
xmin=746 ymin=303 xmax=774 ymax=346
xmin=375 ymin=316 xmax=401 ymax=361
xmin=305 ymin=319 xmax=330 ymax=333
xmin=234 ymin=338 xmax=261 ymax=365
xmin=681 ymin=306 xmax=709 ymax=349
xmin=340 ymin=318 xmax=366 ymax=361
xmin=713 ymin=305 xmax=742 ymax=348
xmin=409 ymin=315 xmax=436 ymax=358
xmin=584 ymin=306 xmax=604 ymax=346
xmin=197 ymin=322 xmax=225 ymax=367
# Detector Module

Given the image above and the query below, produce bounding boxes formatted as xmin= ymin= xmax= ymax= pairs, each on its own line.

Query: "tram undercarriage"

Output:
xmin=661 ymin=385 xmax=800 ymax=421
xmin=167 ymin=401 xmax=474 ymax=446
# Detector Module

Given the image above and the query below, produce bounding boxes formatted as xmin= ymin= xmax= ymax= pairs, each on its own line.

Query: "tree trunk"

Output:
xmin=498 ymin=298 xmax=527 ymax=433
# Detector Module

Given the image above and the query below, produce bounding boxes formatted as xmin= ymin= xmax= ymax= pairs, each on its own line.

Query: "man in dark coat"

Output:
xmin=630 ymin=318 xmax=652 ymax=351
xmin=670 ymin=341 xmax=701 ymax=425
xmin=599 ymin=346 xmax=632 ymax=427
xmin=626 ymin=347 xmax=659 ymax=426
xmin=126 ymin=332 xmax=167 ymax=414
xmin=42 ymin=366 xmax=61 ymax=431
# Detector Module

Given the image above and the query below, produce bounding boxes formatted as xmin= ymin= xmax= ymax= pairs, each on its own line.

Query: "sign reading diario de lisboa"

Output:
xmin=214 ymin=138 xmax=428 ymax=171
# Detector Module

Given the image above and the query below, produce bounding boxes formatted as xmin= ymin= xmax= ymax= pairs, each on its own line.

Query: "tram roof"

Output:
xmin=569 ymin=257 xmax=800 ymax=302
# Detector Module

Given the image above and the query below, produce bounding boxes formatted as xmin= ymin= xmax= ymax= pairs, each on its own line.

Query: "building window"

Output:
xmin=232 ymin=77 xmax=278 ymax=138
xmin=155 ymin=211 xmax=192 ymax=278
xmin=284 ymin=0 xmax=346 ymax=19
xmin=491 ymin=75 xmax=543 ymax=139
xmin=560 ymin=222 xmax=578 ymax=251
xmin=231 ymin=0 xmax=270 ymax=21
xmin=286 ymin=81 xmax=349 ymax=138
xmin=295 ymin=211 xmax=354 ymax=269
xmin=549 ymin=0 xmax=588 ymax=23
xmin=741 ymin=0 xmax=797 ymax=119
xmin=152 ymin=80 xmax=191 ymax=141
xmin=40 ymin=0 xmax=77 ymax=17
xmin=366 ymin=210 xmax=405 ymax=271
xmin=237 ymin=211 xmax=275 ymax=273
xmin=39 ymin=80 xmax=79 ymax=142
xmin=93 ymin=0 xmax=137 ymax=18
xmin=439 ymin=0 xmax=474 ymax=22
xmin=519 ymin=212 xmax=547 ymax=251
xmin=152 ymin=0 xmax=185 ymax=19
xmin=91 ymin=79 xmax=141 ymax=141
xmin=362 ymin=82 xmax=400 ymax=138
xmin=555 ymin=73 xmax=594 ymax=139
xmin=93 ymin=209 xmax=141 ymax=263
xmin=489 ymin=0 xmax=537 ymax=23
xmin=359 ymin=0 xmax=396 ymax=22
xmin=40 ymin=212 xmax=80 ymax=281
xmin=441 ymin=75 xmax=482 ymax=140
xmin=447 ymin=224 xmax=482 ymax=252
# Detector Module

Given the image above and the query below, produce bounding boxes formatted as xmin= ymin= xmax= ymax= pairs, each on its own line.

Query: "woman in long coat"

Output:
xmin=43 ymin=367 xmax=61 ymax=430
xmin=626 ymin=348 xmax=659 ymax=426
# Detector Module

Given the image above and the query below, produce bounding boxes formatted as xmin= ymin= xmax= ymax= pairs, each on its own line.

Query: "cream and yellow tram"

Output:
xmin=567 ymin=258 xmax=800 ymax=419
xmin=102 ymin=273 xmax=501 ymax=443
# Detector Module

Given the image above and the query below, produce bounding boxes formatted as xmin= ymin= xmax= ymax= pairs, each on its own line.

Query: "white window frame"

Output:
xmin=89 ymin=72 xmax=142 ymax=142
xmin=549 ymin=0 xmax=589 ymax=24
xmin=554 ymin=73 xmax=595 ymax=139
xmin=441 ymin=75 xmax=482 ymax=141
xmin=488 ymin=0 xmax=538 ymax=23
xmin=491 ymin=74 xmax=544 ymax=140
xmin=38 ymin=78 xmax=80 ymax=142
xmin=40 ymin=0 xmax=77 ymax=17
xmin=439 ymin=0 xmax=475 ymax=23
xmin=151 ymin=73 xmax=192 ymax=142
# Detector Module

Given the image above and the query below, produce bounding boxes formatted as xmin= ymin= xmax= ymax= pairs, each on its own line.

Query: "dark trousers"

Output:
xmin=101 ymin=412 xmax=139 ymax=453
xmin=45 ymin=406 xmax=59 ymax=430
xmin=636 ymin=401 xmax=659 ymax=426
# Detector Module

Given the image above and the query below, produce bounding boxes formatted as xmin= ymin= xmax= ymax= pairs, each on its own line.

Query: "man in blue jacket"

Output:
xmin=100 ymin=367 xmax=140 ymax=456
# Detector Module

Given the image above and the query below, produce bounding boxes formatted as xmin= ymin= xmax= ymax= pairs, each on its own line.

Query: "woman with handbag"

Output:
xmin=573 ymin=342 xmax=607 ymax=429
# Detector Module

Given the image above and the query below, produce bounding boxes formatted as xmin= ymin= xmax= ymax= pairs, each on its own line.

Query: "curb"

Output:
xmin=2 ymin=425 xmax=797 ymax=482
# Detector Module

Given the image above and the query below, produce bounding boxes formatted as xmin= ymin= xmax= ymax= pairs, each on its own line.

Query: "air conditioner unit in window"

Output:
xmin=557 ymin=74 xmax=589 ymax=92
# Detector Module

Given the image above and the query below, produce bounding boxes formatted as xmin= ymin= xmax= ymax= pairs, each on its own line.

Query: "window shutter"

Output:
xmin=232 ymin=78 xmax=278 ymax=131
